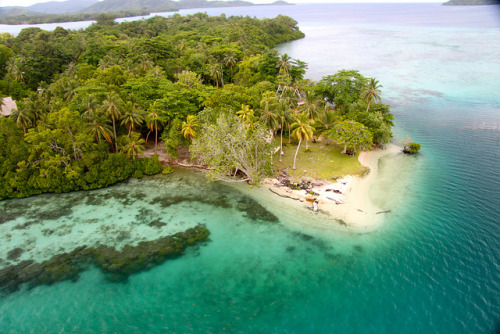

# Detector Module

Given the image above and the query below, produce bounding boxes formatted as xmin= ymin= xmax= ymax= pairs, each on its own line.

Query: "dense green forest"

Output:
xmin=0 ymin=12 xmax=394 ymax=199
xmin=0 ymin=11 xmax=158 ymax=25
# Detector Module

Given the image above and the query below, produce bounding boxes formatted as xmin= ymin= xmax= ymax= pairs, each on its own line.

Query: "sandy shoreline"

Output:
xmin=238 ymin=144 xmax=401 ymax=232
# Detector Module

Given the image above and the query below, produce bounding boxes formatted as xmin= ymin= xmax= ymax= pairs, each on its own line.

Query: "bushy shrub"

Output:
xmin=162 ymin=166 xmax=174 ymax=174
xmin=403 ymin=142 xmax=421 ymax=154
xmin=137 ymin=154 xmax=163 ymax=176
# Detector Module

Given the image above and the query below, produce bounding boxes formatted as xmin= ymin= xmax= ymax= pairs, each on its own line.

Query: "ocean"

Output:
xmin=1 ymin=3 xmax=499 ymax=333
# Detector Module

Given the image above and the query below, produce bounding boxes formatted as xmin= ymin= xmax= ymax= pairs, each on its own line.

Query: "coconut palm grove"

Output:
xmin=0 ymin=13 xmax=396 ymax=200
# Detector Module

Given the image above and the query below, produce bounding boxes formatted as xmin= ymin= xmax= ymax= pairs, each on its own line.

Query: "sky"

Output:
xmin=0 ymin=0 xmax=442 ymax=8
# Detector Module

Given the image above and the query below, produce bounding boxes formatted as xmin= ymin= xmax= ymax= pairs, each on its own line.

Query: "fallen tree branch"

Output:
xmin=269 ymin=188 xmax=300 ymax=200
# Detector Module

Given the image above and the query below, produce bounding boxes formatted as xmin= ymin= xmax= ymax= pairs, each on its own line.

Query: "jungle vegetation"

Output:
xmin=0 ymin=12 xmax=394 ymax=198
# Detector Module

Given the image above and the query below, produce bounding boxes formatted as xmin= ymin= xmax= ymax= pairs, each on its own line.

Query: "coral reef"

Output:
xmin=0 ymin=226 xmax=210 ymax=294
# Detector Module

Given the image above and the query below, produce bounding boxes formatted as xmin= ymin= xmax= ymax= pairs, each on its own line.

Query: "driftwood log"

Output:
xmin=269 ymin=188 xmax=300 ymax=201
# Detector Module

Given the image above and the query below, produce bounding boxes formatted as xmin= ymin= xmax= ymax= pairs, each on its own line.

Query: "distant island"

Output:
xmin=443 ymin=0 xmax=500 ymax=5
xmin=0 ymin=0 xmax=291 ymax=25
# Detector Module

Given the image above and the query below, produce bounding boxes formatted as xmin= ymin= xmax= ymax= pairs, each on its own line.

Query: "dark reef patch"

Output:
xmin=353 ymin=245 xmax=364 ymax=253
xmin=24 ymin=203 xmax=74 ymax=221
xmin=298 ymin=233 xmax=313 ymax=241
xmin=83 ymin=188 xmax=137 ymax=207
xmin=236 ymin=196 xmax=279 ymax=223
xmin=134 ymin=207 xmax=157 ymax=225
xmin=13 ymin=221 xmax=39 ymax=230
xmin=151 ymin=193 xmax=233 ymax=210
xmin=148 ymin=219 xmax=167 ymax=228
xmin=0 ymin=225 xmax=210 ymax=295
xmin=7 ymin=248 xmax=24 ymax=260
xmin=0 ymin=201 xmax=25 ymax=224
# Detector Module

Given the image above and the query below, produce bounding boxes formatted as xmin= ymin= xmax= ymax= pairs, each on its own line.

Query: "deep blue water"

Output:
xmin=1 ymin=4 xmax=499 ymax=334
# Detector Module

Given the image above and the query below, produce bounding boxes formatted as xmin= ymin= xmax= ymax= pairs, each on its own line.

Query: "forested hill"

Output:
xmin=0 ymin=0 xmax=287 ymax=24
xmin=443 ymin=0 xmax=500 ymax=5
xmin=82 ymin=0 xmax=253 ymax=13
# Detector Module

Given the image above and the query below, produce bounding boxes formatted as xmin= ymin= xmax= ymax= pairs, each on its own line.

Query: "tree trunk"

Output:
xmin=155 ymin=126 xmax=158 ymax=153
xmin=293 ymin=138 xmax=302 ymax=170
xmin=112 ymin=118 xmax=117 ymax=153
xmin=279 ymin=126 xmax=283 ymax=162
xmin=146 ymin=130 xmax=151 ymax=145
xmin=270 ymin=148 xmax=273 ymax=173
xmin=366 ymin=101 xmax=371 ymax=113
xmin=341 ymin=145 xmax=347 ymax=154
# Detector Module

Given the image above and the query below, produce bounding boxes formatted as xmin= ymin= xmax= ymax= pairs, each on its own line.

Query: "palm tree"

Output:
xmin=81 ymin=95 xmax=99 ymax=122
xmin=65 ymin=62 xmax=77 ymax=76
xmin=120 ymin=101 xmax=144 ymax=136
xmin=98 ymin=55 xmax=116 ymax=70
xmin=315 ymin=107 xmax=339 ymax=138
xmin=300 ymin=90 xmax=322 ymax=121
xmin=361 ymin=78 xmax=382 ymax=113
xmin=119 ymin=132 xmax=145 ymax=161
xmin=85 ymin=116 xmax=113 ymax=145
xmin=62 ymin=79 xmax=79 ymax=100
xmin=7 ymin=57 xmax=24 ymax=82
xmin=145 ymin=105 xmax=163 ymax=152
xmin=245 ymin=111 xmax=258 ymax=130
xmin=10 ymin=107 xmax=32 ymax=133
xmin=138 ymin=56 xmax=153 ymax=73
xmin=276 ymin=99 xmax=293 ymax=162
xmin=181 ymin=115 xmax=199 ymax=141
xmin=101 ymin=92 xmax=123 ymax=152
xmin=279 ymin=53 xmax=292 ymax=76
xmin=290 ymin=113 xmax=314 ymax=170
xmin=208 ymin=63 xmax=222 ymax=88
xmin=20 ymin=92 xmax=46 ymax=126
xmin=237 ymin=104 xmax=254 ymax=123
xmin=224 ymin=52 xmax=237 ymax=81
xmin=258 ymin=92 xmax=279 ymax=136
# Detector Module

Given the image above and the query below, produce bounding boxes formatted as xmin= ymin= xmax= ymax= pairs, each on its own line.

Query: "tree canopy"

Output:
xmin=0 ymin=11 xmax=396 ymax=194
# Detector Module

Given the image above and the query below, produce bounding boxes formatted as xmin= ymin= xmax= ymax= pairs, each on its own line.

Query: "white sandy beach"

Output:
xmin=236 ymin=144 xmax=402 ymax=233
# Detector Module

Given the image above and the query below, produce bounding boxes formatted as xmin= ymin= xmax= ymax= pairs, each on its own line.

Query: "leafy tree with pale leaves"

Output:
xmin=326 ymin=120 xmax=373 ymax=154
xmin=190 ymin=114 xmax=271 ymax=184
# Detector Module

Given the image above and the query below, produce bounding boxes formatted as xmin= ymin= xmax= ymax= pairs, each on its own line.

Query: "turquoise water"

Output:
xmin=1 ymin=4 xmax=500 ymax=333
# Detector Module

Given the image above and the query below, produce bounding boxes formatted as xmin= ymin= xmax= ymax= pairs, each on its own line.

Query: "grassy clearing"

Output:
xmin=272 ymin=137 xmax=368 ymax=182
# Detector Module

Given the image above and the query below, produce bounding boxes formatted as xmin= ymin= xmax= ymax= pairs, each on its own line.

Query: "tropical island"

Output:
xmin=0 ymin=0 xmax=292 ymax=25
xmin=0 ymin=12 xmax=419 ymax=294
xmin=0 ymin=12 xmax=405 ymax=204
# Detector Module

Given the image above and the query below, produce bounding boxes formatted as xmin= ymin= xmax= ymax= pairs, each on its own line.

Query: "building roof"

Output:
xmin=1 ymin=97 xmax=17 ymax=117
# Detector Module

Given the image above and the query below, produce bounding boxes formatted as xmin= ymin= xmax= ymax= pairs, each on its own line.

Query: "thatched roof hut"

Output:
xmin=1 ymin=97 xmax=17 ymax=117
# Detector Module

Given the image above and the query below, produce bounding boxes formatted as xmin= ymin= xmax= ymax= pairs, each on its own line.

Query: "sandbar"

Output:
xmin=234 ymin=144 xmax=402 ymax=233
